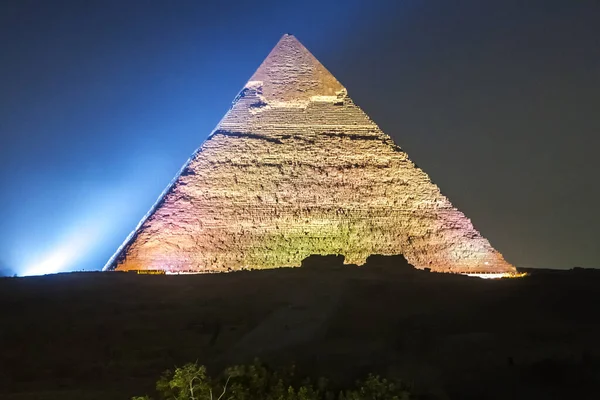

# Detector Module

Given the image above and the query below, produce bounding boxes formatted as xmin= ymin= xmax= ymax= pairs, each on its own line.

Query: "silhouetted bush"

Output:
xmin=133 ymin=359 xmax=412 ymax=400
xmin=0 ymin=263 xmax=15 ymax=277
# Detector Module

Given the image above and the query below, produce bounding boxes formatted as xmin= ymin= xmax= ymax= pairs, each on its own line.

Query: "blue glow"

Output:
xmin=19 ymin=188 xmax=130 ymax=276
xmin=8 ymin=160 xmax=173 ymax=276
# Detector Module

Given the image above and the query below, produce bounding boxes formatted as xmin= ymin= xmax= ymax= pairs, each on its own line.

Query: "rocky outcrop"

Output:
xmin=105 ymin=35 xmax=515 ymax=275
xmin=301 ymin=254 xmax=348 ymax=270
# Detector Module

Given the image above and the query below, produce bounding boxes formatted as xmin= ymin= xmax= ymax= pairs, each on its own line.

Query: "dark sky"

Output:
xmin=1 ymin=0 xmax=598 ymax=275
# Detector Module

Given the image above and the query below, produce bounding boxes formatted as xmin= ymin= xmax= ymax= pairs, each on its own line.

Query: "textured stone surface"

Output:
xmin=105 ymin=34 xmax=515 ymax=274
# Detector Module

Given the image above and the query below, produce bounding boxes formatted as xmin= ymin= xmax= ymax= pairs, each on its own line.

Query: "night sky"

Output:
xmin=1 ymin=0 xmax=598 ymax=276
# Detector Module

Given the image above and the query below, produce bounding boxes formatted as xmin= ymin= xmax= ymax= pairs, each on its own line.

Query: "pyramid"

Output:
xmin=104 ymin=35 xmax=515 ymax=275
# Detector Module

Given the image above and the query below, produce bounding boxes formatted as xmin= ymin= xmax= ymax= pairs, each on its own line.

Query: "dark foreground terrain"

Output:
xmin=1 ymin=260 xmax=599 ymax=400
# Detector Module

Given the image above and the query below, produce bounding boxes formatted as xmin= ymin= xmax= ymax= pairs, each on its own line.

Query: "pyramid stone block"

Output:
xmin=105 ymin=35 xmax=515 ymax=275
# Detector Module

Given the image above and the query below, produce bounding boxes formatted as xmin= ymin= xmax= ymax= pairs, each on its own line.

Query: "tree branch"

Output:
xmin=189 ymin=376 xmax=197 ymax=400
xmin=217 ymin=375 xmax=232 ymax=400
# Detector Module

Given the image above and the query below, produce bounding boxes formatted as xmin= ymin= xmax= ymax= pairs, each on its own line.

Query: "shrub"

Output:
xmin=133 ymin=359 xmax=412 ymax=400
xmin=341 ymin=374 xmax=411 ymax=400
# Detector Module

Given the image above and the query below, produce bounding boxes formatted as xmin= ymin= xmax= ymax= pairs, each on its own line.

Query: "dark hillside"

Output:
xmin=1 ymin=263 xmax=599 ymax=399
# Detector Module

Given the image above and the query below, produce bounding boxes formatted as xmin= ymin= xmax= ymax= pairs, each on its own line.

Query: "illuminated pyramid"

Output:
xmin=105 ymin=34 xmax=515 ymax=275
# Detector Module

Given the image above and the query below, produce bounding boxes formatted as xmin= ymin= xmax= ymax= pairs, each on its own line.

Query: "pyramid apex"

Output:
xmin=278 ymin=33 xmax=300 ymax=43
xmin=247 ymin=35 xmax=345 ymax=102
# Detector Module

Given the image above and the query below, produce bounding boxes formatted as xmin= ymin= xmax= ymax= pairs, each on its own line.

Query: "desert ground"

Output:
xmin=1 ymin=258 xmax=599 ymax=400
